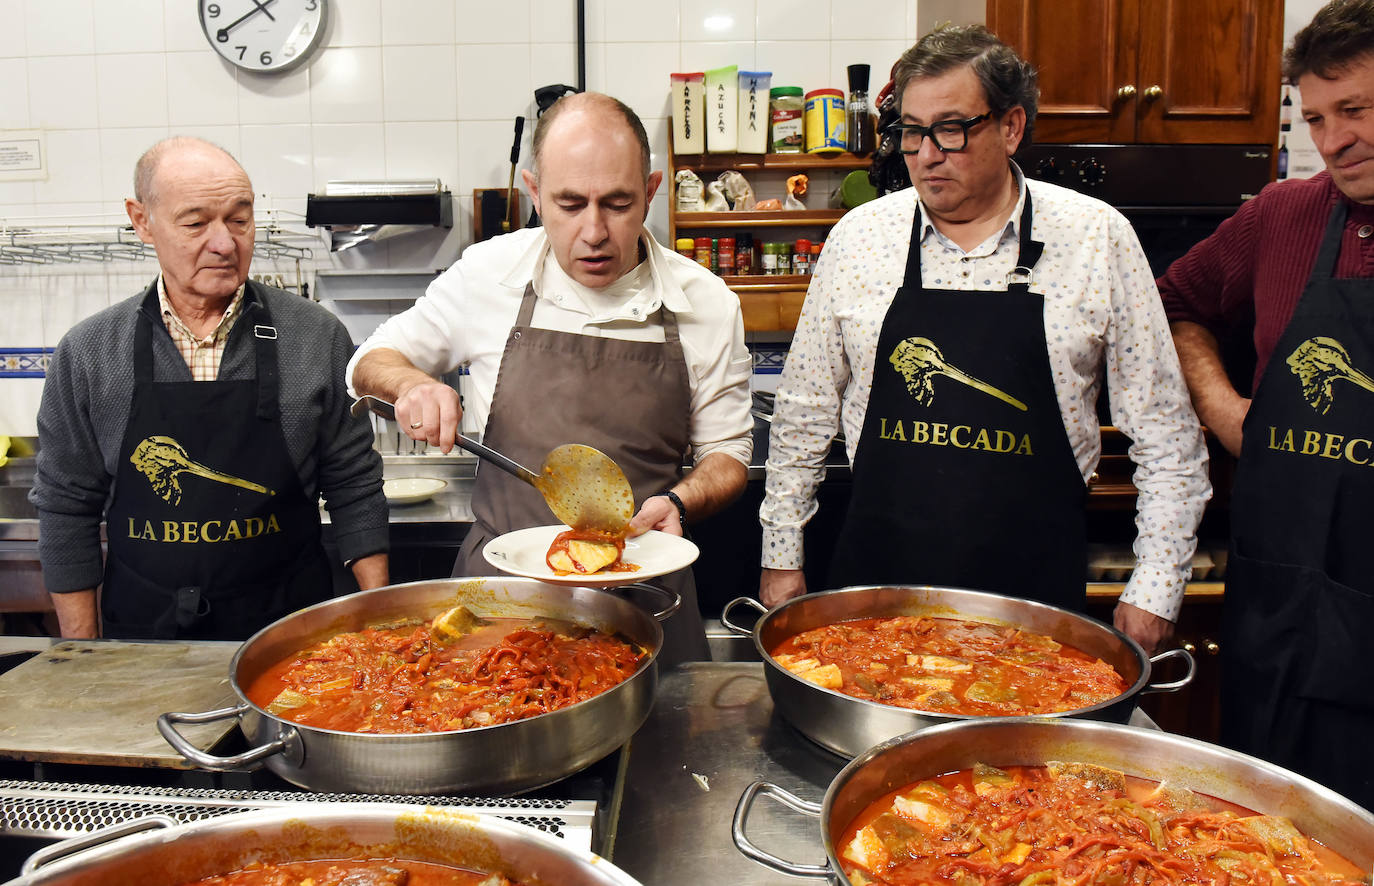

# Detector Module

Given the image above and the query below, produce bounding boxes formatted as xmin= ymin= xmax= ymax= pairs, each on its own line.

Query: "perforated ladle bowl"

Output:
xmin=351 ymin=395 xmax=634 ymax=533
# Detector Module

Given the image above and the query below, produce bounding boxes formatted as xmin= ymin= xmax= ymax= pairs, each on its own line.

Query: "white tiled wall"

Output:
xmin=0 ymin=0 xmax=984 ymax=434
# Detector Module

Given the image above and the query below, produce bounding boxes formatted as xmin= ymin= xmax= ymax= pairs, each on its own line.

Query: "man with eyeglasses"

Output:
xmin=758 ymin=24 xmax=1210 ymax=653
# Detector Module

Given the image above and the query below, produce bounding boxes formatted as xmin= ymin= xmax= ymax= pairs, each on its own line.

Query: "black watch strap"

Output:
xmin=655 ymin=490 xmax=688 ymax=528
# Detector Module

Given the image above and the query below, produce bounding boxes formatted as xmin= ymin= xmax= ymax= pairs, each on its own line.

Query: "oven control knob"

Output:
xmin=1077 ymin=157 xmax=1106 ymax=188
xmin=1032 ymin=157 xmax=1061 ymax=182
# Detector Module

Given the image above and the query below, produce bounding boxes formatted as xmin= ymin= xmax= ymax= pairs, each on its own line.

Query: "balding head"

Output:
xmin=530 ymin=92 xmax=652 ymax=183
xmin=133 ymin=136 xmax=249 ymax=210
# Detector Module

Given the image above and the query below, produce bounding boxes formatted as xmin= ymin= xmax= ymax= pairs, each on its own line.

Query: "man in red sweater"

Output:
xmin=1158 ymin=0 xmax=1374 ymax=810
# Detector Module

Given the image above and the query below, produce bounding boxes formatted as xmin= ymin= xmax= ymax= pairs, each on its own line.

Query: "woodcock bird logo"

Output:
xmin=1285 ymin=337 xmax=1374 ymax=415
xmin=129 ymin=436 xmax=275 ymax=506
xmin=889 ymin=337 xmax=1028 ymax=411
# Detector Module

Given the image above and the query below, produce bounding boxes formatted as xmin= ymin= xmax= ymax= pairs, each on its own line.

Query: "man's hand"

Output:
xmin=1113 ymin=600 xmax=1174 ymax=654
xmin=394 ymin=380 xmax=463 ymax=453
xmin=628 ymin=495 xmax=683 ymax=537
xmin=1170 ymin=320 xmax=1251 ymax=457
xmin=760 ymin=568 xmax=807 ymax=608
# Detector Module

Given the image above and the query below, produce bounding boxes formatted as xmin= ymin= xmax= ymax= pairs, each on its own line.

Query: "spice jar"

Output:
xmin=717 ymin=236 xmax=736 ymax=276
xmin=693 ymin=237 xmax=712 ymax=269
xmin=793 ymin=238 xmax=812 ymax=275
xmin=769 ymin=86 xmax=805 ymax=153
xmin=760 ymin=242 xmax=778 ymax=275
xmin=675 ymin=237 xmax=695 ymax=258
xmin=804 ymin=88 xmax=846 ymax=154
xmin=774 ymin=242 xmax=792 ymax=275
xmin=735 ymin=233 xmax=754 ymax=275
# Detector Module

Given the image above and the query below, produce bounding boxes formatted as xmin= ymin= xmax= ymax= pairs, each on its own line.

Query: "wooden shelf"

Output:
xmin=721 ymin=274 xmax=811 ymax=291
xmin=672 ymin=151 xmax=873 ymax=171
xmin=674 ymin=210 xmax=845 ymax=228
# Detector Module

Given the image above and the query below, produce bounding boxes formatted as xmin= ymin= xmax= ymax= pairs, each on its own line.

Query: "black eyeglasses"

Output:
xmin=885 ymin=112 xmax=993 ymax=154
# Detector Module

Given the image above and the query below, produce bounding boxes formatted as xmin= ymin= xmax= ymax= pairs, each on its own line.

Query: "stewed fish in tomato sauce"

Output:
xmin=545 ymin=527 xmax=639 ymax=575
xmin=769 ymin=616 xmax=1128 ymax=716
xmin=840 ymin=762 xmax=1368 ymax=886
xmin=245 ymin=606 xmax=646 ymax=734
xmin=185 ymin=859 xmax=523 ymax=885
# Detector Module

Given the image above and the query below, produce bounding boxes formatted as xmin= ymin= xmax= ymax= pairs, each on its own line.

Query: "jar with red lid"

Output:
xmin=717 ymin=237 xmax=736 ymax=276
xmin=693 ymin=237 xmax=712 ymax=269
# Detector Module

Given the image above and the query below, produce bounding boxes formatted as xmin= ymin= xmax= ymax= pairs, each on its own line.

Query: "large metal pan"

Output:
xmin=159 ymin=576 xmax=673 ymax=795
xmin=732 ymin=719 xmax=1374 ymax=882
xmin=10 ymin=803 xmax=646 ymax=885
xmin=722 ymin=584 xmax=1193 ymax=757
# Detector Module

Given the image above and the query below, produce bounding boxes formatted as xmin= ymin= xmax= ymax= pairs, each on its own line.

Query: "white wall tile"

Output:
xmin=95 ymin=53 xmax=169 ymax=128
xmin=27 ymin=200 xmax=108 ymax=222
xmin=679 ymin=41 xmax=754 ymax=75
xmin=42 ymin=272 xmax=110 ymax=347
xmin=0 ymin=380 xmax=44 ymax=436
xmin=456 ymin=44 xmax=532 ymax=120
xmin=756 ymin=40 xmax=829 ymax=92
xmin=310 ymin=46 xmax=384 ymax=123
xmin=240 ymin=122 xmax=312 ymax=199
xmin=828 ymin=40 xmax=908 ymax=96
xmin=163 ymin=0 xmax=207 ymax=52
xmin=0 ymin=185 xmax=35 ymax=208
xmin=830 ymin=0 xmax=907 ymax=40
xmin=757 ymin=0 xmax=832 ymax=40
xmin=680 ymin=0 xmax=757 ymax=42
xmin=174 ymin=124 xmax=243 ymax=162
xmin=27 ymin=55 xmax=99 ymax=129
xmin=581 ymin=0 xmax=607 ymax=43
xmin=604 ymin=42 xmax=678 ymax=118
xmin=384 ymin=121 xmax=460 ymax=186
xmin=237 ymin=65 xmax=310 ymax=125
xmin=166 ymin=51 xmax=240 ymax=127
xmin=0 ymin=58 xmax=30 ymax=128
xmin=602 ymin=0 xmax=677 ymax=43
xmin=531 ymin=0 xmax=578 ymax=43
xmin=311 ymin=122 xmax=387 ymax=187
xmin=93 ymin=0 xmax=164 ymax=55
xmin=24 ymin=0 xmax=94 ymax=57
xmin=31 ymin=129 xmax=101 ymax=204
xmin=456 ymin=3 xmax=531 ymax=44
xmin=382 ymin=0 xmax=457 ymax=45
xmin=0 ymin=0 xmax=28 ymax=58
xmin=530 ymin=42 xmax=579 ymax=102
xmin=383 ymin=44 xmax=457 ymax=122
xmin=0 ymin=287 xmax=43 ymax=345
xmin=326 ymin=0 xmax=382 ymax=48
xmin=98 ymin=126 xmax=168 ymax=204
xmin=457 ymin=119 xmax=519 ymax=194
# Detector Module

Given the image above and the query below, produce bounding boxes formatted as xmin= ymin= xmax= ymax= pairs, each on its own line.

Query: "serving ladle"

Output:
xmin=350 ymin=394 xmax=634 ymax=534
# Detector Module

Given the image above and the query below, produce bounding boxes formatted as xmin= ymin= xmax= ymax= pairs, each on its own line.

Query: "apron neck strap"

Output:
xmin=904 ymin=188 xmax=1042 ymax=291
xmin=515 ymin=281 xmax=679 ymax=341
xmin=1312 ymin=199 xmax=1350 ymax=283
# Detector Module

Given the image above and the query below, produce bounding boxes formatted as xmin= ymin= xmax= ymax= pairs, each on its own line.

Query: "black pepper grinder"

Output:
xmin=846 ymin=63 xmax=875 ymax=155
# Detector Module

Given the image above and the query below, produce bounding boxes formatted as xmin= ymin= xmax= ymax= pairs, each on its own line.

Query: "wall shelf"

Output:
xmin=673 ymin=210 xmax=845 ymax=229
xmin=672 ymin=152 xmax=872 ymax=172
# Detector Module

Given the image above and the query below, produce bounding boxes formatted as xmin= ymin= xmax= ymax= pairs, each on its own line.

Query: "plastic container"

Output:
xmin=669 ymin=73 xmax=706 ymax=153
xmin=805 ymin=88 xmax=846 ymax=154
xmin=704 ymin=65 xmax=739 ymax=153
xmin=675 ymin=237 xmax=695 ymax=258
xmin=737 ymin=71 xmax=772 ymax=154
xmin=770 ymin=86 xmax=805 ymax=153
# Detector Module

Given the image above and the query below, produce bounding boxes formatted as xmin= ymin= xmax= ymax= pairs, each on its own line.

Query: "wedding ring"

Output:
xmin=409 ymin=420 xmax=423 ymax=429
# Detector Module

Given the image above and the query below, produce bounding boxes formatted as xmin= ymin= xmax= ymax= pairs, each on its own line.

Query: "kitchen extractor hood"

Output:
xmin=306 ymin=180 xmax=453 ymax=228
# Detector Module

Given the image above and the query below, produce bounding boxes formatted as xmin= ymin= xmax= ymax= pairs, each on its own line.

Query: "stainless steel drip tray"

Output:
xmin=0 ymin=779 xmax=596 ymax=853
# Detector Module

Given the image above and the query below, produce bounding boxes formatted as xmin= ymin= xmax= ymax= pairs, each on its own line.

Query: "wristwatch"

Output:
xmin=654 ymin=489 xmax=688 ymax=529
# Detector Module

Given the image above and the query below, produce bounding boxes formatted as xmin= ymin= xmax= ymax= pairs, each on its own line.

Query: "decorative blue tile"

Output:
xmin=0 ymin=348 xmax=53 ymax=378
xmin=750 ymin=344 xmax=788 ymax=375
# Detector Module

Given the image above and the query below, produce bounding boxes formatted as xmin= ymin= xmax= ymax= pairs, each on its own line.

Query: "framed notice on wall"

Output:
xmin=0 ymin=130 xmax=46 ymax=182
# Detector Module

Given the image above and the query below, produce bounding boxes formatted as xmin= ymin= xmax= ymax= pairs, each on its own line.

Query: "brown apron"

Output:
xmin=453 ymin=283 xmax=709 ymax=667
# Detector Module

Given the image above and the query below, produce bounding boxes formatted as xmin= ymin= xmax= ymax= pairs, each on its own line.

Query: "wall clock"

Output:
xmin=199 ymin=0 xmax=328 ymax=74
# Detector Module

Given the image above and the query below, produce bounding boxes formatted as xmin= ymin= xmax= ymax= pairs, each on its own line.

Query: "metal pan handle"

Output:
xmin=720 ymin=596 xmax=766 ymax=636
xmin=613 ymin=582 xmax=681 ymax=622
xmin=21 ymin=815 xmax=178 ymax=875
xmin=157 ymin=704 xmax=295 ymax=770
xmin=1141 ymin=647 xmax=1197 ymax=694
xmin=731 ymin=779 xmax=832 ymax=879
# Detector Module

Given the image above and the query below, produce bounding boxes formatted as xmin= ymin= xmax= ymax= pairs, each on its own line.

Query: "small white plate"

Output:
xmin=383 ymin=477 xmax=447 ymax=505
xmin=482 ymin=525 xmax=700 ymax=588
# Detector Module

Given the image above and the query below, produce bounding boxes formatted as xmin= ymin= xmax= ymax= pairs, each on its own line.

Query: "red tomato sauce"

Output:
xmin=183 ymin=858 xmax=522 ymax=885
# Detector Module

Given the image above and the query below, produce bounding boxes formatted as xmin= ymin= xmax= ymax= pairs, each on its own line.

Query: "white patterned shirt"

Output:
xmin=760 ymin=166 xmax=1211 ymax=621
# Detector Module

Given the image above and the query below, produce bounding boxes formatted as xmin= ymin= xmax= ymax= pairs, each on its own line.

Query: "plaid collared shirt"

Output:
xmin=158 ymin=278 xmax=245 ymax=381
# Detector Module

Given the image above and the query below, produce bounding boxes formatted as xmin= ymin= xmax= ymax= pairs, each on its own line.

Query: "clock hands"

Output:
xmin=216 ymin=0 xmax=279 ymax=43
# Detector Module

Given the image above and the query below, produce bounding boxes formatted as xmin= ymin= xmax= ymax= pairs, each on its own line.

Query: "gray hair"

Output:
xmin=530 ymin=92 xmax=652 ymax=182
xmin=893 ymin=24 xmax=1039 ymax=147
xmin=1284 ymin=0 xmax=1374 ymax=82
xmin=133 ymin=136 xmax=245 ymax=207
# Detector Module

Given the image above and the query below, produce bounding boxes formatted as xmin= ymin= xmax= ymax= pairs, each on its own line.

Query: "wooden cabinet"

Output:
xmin=667 ymin=147 xmax=874 ymax=331
xmin=987 ymin=0 xmax=1282 ymax=144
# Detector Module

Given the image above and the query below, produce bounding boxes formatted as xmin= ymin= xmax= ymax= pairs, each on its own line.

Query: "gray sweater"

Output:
xmin=31 ymin=281 xmax=389 ymax=593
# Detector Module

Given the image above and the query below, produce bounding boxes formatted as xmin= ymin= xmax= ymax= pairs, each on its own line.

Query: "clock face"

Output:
xmin=199 ymin=0 xmax=328 ymax=74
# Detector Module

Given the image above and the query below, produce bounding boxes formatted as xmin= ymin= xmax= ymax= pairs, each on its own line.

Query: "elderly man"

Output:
xmin=348 ymin=92 xmax=753 ymax=667
xmin=32 ymin=136 xmax=388 ymax=640
xmin=759 ymin=25 xmax=1211 ymax=653
xmin=1159 ymin=0 xmax=1374 ymax=809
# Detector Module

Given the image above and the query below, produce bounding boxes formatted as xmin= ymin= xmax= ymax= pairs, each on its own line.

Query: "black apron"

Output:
xmin=101 ymin=284 xmax=332 ymax=640
xmin=452 ymin=284 xmax=710 ymax=668
xmin=1222 ymin=201 xmax=1374 ymax=811
xmin=828 ymin=192 xmax=1087 ymax=612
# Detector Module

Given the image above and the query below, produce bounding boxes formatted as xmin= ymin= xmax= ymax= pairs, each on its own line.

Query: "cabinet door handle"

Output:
xmin=1115 ymin=85 xmax=1137 ymax=100
xmin=1143 ymin=85 xmax=1164 ymax=101
xmin=1203 ymin=640 xmax=1220 ymax=655
xmin=1181 ymin=641 xmax=1196 ymax=654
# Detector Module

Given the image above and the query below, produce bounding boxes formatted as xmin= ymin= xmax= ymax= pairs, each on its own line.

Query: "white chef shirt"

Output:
xmin=760 ymin=167 xmax=1212 ymax=621
xmin=346 ymin=226 xmax=754 ymax=467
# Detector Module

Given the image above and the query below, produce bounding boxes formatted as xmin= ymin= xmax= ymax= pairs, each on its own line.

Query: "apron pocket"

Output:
xmin=101 ymin=553 xmax=186 ymax=640
xmin=1295 ymin=570 xmax=1374 ymax=709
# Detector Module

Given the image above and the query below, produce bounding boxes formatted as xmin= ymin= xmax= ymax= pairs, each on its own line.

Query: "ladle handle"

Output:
xmin=351 ymin=395 xmax=539 ymax=485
